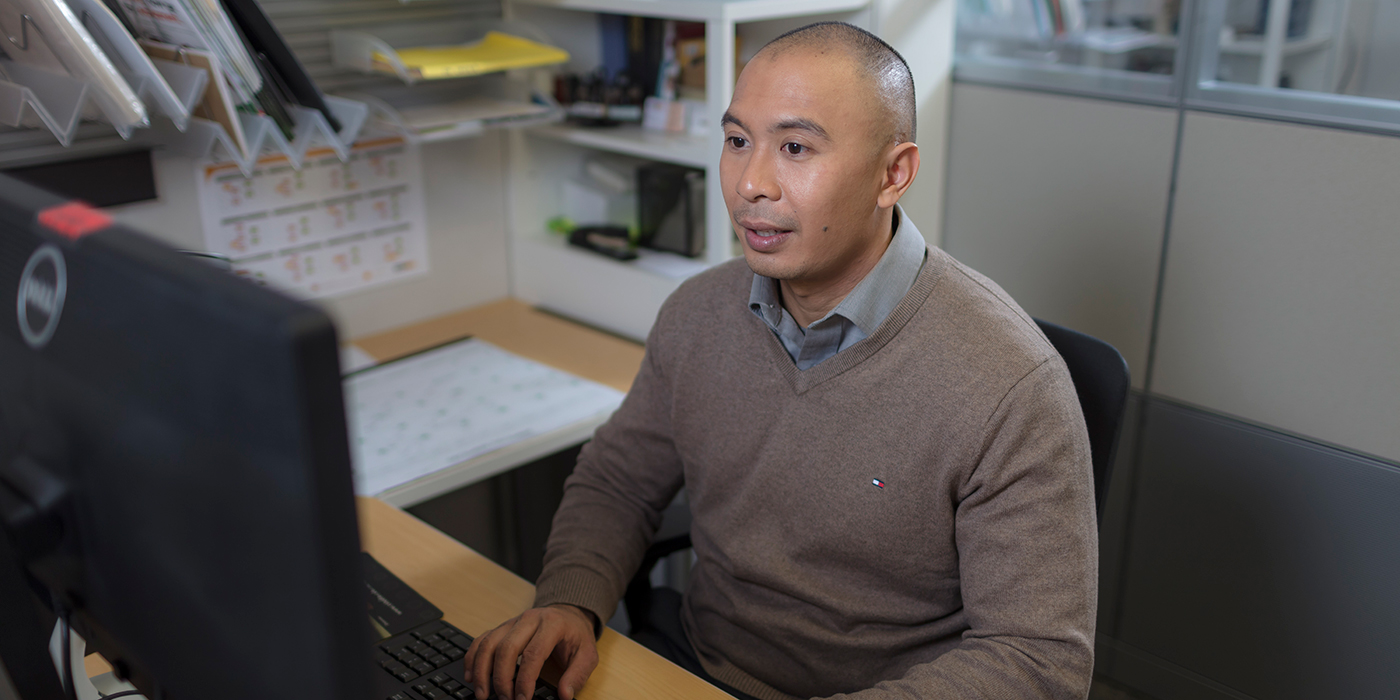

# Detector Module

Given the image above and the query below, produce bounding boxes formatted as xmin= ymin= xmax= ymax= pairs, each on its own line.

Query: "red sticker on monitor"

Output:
xmin=38 ymin=201 xmax=112 ymax=239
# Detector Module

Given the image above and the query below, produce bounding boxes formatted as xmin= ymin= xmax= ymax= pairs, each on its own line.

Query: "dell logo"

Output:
xmin=17 ymin=244 xmax=67 ymax=349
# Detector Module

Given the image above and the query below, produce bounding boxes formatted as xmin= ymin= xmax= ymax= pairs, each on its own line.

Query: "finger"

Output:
xmin=469 ymin=623 xmax=509 ymax=700
xmin=556 ymin=639 xmax=599 ymax=700
xmin=462 ymin=629 xmax=485 ymax=683
xmin=513 ymin=623 xmax=563 ymax=700
xmin=493 ymin=614 xmax=543 ymax=700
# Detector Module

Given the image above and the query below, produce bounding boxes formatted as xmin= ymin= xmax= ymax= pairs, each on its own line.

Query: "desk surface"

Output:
xmin=88 ymin=499 xmax=730 ymax=700
xmin=352 ymin=299 xmax=645 ymax=394
xmin=358 ymin=497 xmax=732 ymax=700
xmin=351 ymin=299 xmax=646 ymax=506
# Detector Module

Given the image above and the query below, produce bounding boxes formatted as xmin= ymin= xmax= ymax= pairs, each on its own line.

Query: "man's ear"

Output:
xmin=877 ymin=141 xmax=920 ymax=209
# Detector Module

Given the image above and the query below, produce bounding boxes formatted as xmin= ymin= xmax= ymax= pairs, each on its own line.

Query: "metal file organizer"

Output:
xmin=0 ymin=9 xmax=370 ymax=175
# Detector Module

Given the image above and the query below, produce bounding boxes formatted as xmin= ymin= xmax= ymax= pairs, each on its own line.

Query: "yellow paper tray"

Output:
xmin=371 ymin=32 xmax=569 ymax=81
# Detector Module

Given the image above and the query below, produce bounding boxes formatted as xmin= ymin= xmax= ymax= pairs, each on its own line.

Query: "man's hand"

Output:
xmin=463 ymin=604 xmax=599 ymax=700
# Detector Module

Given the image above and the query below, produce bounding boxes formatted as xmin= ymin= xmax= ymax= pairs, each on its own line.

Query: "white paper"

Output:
xmin=343 ymin=339 xmax=625 ymax=496
xmin=196 ymin=138 xmax=430 ymax=300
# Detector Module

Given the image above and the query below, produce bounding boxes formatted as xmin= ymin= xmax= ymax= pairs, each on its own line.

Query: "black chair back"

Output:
xmin=1033 ymin=318 xmax=1130 ymax=524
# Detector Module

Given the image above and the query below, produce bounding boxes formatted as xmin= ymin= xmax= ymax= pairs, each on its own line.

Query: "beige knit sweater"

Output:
xmin=534 ymin=247 xmax=1098 ymax=700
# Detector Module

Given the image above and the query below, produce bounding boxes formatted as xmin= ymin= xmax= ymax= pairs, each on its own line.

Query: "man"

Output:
xmin=465 ymin=22 xmax=1098 ymax=700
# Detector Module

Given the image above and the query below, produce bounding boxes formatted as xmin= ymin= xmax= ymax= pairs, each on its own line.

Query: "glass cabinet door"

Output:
xmin=955 ymin=0 xmax=1185 ymax=103
xmin=1190 ymin=0 xmax=1400 ymax=134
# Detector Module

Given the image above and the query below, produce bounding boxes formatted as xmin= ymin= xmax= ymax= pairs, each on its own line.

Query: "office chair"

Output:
xmin=623 ymin=318 xmax=1130 ymax=635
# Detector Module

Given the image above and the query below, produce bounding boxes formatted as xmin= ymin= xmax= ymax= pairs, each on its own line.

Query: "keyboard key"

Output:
xmin=431 ymin=640 xmax=456 ymax=653
xmin=393 ymin=668 xmax=416 ymax=683
xmin=451 ymin=690 xmax=472 ymax=700
xmin=429 ymin=674 xmax=450 ymax=687
xmin=534 ymin=689 xmax=558 ymax=700
xmin=394 ymin=648 xmax=418 ymax=662
xmin=412 ymin=661 xmax=434 ymax=675
xmin=444 ymin=647 xmax=465 ymax=661
xmin=413 ymin=683 xmax=432 ymax=695
xmin=440 ymin=680 xmax=463 ymax=693
xmin=411 ymin=623 xmax=444 ymax=639
xmin=408 ymin=642 xmax=431 ymax=655
xmin=388 ymin=694 xmax=410 ymax=700
xmin=446 ymin=635 xmax=472 ymax=649
xmin=419 ymin=689 xmax=444 ymax=700
xmin=427 ymin=654 xmax=451 ymax=667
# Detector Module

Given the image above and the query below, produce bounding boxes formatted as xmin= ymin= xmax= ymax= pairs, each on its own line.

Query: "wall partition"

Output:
xmin=944 ymin=2 xmax=1400 ymax=699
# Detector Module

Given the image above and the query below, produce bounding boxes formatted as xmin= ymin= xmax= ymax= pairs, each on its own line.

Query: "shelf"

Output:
xmin=512 ymin=0 xmax=870 ymax=23
xmin=1220 ymin=34 xmax=1332 ymax=57
xmin=510 ymin=232 xmax=711 ymax=340
xmin=529 ymin=122 xmax=709 ymax=168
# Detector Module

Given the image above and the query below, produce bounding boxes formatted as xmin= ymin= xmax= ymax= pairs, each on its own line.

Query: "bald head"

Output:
xmin=756 ymin=22 xmax=916 ymax=145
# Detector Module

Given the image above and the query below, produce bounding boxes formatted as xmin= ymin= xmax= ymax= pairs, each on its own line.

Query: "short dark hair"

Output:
xmin=760 ymin=22 xmax=916 ymax=144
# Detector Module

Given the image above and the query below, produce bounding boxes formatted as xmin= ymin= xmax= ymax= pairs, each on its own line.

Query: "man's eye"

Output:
xmin=727 ymin=136 xmax=748 ymax=148
xmin=783 ymin=142 xmax=806 ymax=155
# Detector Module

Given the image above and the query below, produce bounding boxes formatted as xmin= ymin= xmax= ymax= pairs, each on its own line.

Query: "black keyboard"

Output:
xmin=373 ymin=619 xmax=560 ymax=700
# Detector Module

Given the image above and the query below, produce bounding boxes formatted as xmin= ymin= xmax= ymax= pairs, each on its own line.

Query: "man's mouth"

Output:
xmin=742 ymin=226 xmax=792 ymax=252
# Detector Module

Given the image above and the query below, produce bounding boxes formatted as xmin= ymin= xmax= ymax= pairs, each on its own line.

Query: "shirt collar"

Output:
xmin=748 ymin=205 xmax=927 ymax=335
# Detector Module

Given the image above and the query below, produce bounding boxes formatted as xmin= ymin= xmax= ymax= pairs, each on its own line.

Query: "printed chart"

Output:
xmin=196 ymin=137 xmax=429 ymax=299
xmin=343 ymin=338 xmax=625 ymax=496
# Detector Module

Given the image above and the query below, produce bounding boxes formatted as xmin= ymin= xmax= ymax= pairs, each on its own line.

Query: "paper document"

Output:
xmin=373 ymin=31 xmax=568 ymax=80
xmin=195 ymin=137 xmax=430 ymax=300
xmin=344 ymin=338 xmax=625 ymax=496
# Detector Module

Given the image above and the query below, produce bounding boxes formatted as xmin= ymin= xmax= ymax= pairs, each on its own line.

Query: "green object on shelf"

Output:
xmin=547 ymin=216 xmax=575 ymax=235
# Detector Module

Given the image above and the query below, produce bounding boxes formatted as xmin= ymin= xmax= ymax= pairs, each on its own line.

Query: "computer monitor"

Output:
xmin=0 ymin=173 xmax=372 ymax=700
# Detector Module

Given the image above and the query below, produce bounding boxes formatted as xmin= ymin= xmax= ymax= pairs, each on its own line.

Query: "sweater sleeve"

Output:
xmin=531 ymin=317 xmax=686 ymax=628
xmin=827 ymin=358 xmax=1099 ymax=700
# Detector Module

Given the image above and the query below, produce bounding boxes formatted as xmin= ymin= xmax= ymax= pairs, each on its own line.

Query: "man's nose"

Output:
xmin=736 ymin=151 xmax=780 ymax=202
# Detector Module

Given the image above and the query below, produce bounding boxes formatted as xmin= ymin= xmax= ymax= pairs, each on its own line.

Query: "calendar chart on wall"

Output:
xmin=196 ymin=137 xmax=430 ymax=299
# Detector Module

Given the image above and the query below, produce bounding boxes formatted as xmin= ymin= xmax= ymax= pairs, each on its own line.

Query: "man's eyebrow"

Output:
xmin=773 ymin=118 xmax=829 ymax=140
xmin=720 ymin=111 xmax=746 ymax=130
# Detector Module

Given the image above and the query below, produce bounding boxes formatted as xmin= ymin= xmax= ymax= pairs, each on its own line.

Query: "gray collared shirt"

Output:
xmin=749 ymin=206 xmax=927 ymax=370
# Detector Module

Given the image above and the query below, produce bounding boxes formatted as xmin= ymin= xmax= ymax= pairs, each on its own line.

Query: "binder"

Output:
xmin=69 ymin=0 xmax=194 ymax=130
xmin=142 ymin=40 xmax=250 ymax=159
xmin=220 ymin=0 xmax=340 ymax=131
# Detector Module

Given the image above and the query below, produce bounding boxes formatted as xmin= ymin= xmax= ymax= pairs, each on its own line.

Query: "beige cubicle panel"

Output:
xmin=941 ymin=84 xmax=1177 ymax=389
xmin=1151 ymin=112 xmax=1400 ymax=463
xmin=106 ymin=137 xmax=512 ymax=340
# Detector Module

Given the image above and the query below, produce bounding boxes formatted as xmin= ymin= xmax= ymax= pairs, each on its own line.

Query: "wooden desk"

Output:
xmin=87 ymin=499 xmax=729 ymax=700
xmin=358 ymin=497 xmax=731 ymax=700
xmin=350 ymin=299 xmax=645 ymax=507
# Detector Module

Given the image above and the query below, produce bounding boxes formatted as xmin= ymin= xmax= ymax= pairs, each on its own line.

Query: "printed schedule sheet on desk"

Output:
xmin=343 ymin=338 xmax=625 ymax=496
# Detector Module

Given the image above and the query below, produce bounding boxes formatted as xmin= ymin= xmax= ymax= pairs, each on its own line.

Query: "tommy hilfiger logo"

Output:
xmin=871 ymin=478 xmax=886 ymax=489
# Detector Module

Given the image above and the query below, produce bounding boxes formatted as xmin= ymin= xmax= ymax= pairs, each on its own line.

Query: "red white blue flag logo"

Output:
xmin=872 ymin=478 xmax=886 ymax=489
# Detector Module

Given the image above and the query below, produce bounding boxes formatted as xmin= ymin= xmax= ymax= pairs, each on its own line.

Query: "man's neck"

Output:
xmin=779 ymin=210 xmax=898 ymax=328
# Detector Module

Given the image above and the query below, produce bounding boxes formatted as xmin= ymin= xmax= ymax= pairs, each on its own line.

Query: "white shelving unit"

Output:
xmin=502 ymin=0 xmax=882 ymax=341
xmin=529 ymin=122 xmax=708 ymax=168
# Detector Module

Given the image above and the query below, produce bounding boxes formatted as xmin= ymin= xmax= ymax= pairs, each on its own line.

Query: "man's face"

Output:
xmin=720 ymin=49 xmax=891 ymax=287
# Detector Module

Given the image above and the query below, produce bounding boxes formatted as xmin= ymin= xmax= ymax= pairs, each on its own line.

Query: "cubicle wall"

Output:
xmin=106 ymin=138 xmax=512 ymax=340
xmin=943 ymin=81 xmax=1400 ymax=700
xmin=942 ymin=85 xmax=1176 ymax=390
xmin=97 ymin=0 xmax=512 ymax=341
